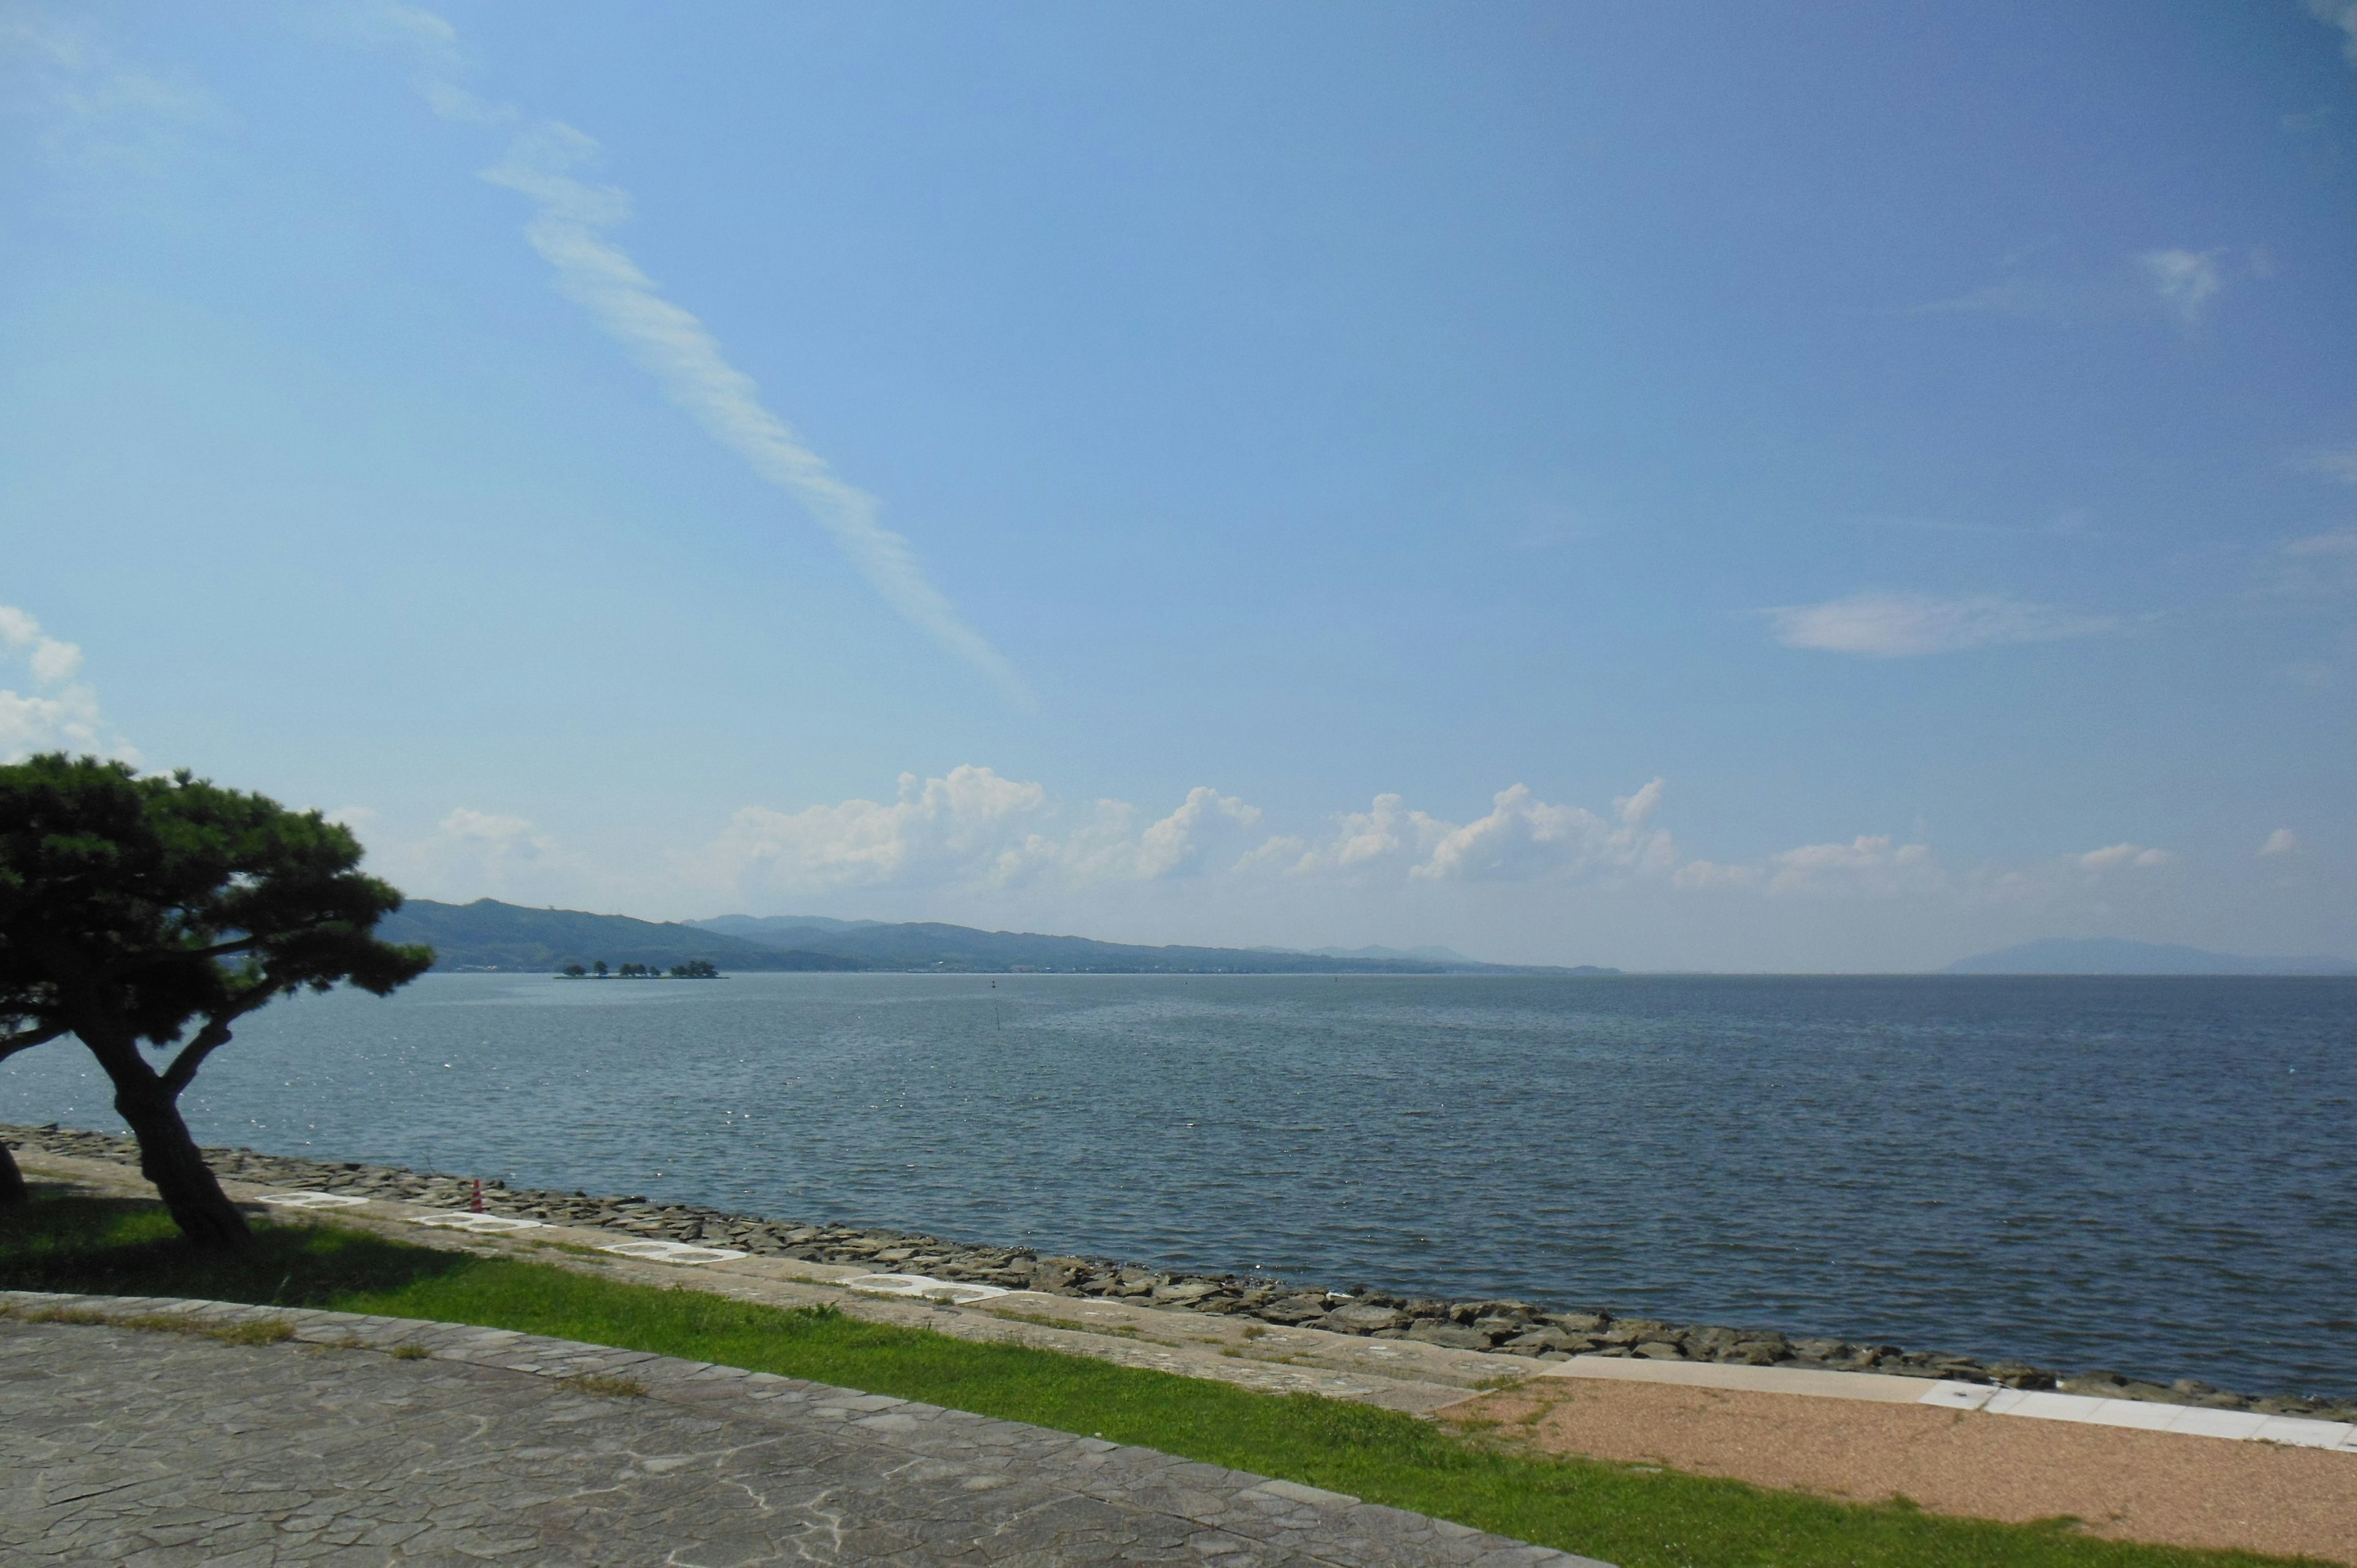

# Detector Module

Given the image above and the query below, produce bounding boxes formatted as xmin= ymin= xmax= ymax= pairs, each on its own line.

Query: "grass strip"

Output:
xmin=0 ymin=1192 xmax=2324 ymax=1568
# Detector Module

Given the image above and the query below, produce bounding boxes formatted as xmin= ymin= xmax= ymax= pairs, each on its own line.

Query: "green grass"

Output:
xmin=0 ymin=1191 xmax=2323 ymax=1568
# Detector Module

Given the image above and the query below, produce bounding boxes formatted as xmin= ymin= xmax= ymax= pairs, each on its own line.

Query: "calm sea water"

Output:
xmin=5 ymin=973 xmax=2351 ymax=1396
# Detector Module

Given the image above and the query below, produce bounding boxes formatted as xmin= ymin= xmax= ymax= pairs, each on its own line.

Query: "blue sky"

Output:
xmin=4 ymin=1 xmax=2355 ymax=969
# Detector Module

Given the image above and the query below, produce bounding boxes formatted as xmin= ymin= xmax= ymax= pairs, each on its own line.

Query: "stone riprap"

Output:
xmin=1 ymin=1292 xmax=1604 ymax=1567
xmin=12 ymin=1122 xmax=2350 ymax=1424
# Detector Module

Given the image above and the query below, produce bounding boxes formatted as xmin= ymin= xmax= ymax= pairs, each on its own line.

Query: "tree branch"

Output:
xmin=0 ymin=1024 xmax=64 ymax=1064
xmin=106 ymin=935 xmax=261 ymax=976
xmin=157 ymin=976 xmax=284 ymax=1099
xmin=158 ymin=1015 xmax=235 ymax=1099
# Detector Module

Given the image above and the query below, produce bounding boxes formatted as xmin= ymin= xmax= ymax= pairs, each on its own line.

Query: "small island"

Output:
xmin=556 ymin=959 xmax=722 ymax=979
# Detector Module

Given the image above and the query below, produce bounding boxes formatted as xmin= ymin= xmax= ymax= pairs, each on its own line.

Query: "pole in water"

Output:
xmin=470 ymin=1178 xmax=484 ymax=1214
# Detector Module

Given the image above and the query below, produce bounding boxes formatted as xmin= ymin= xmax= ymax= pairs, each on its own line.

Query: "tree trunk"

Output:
xmin=0 ymin=1140 xmax=26 ymax=1207
xmin=110 ymin=1070 xmax=250 ymax=1253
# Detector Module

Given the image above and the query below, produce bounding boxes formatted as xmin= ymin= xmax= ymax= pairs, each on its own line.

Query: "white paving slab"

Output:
xmin=412 ymin=1212 xmax=549 ymax=1233
xmin=1535 ymin=1355 xmax=1948 ymax=1403
xmin=843 ymin=1272 xmax=1012 ymax=1305
xmin=2079 ymin=1399 xmax=2188 ymax=1432
xmin=2253 ymin=1416 xmax=2357 ymax=1450
xmin=596 ymin=1238 xmax=747 ymax=1264
xmin=254 ymin=1191 xmax=371 ymax=1210
xmin=2164 ymin=1407 xmax=2273 ymax=1441
xmin=1983 ymin=1389 xmax=2094 ymax=1421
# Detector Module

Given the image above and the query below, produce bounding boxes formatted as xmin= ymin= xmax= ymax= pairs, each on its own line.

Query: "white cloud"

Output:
xmin=330 ymin=1 xmax=1025 ymax=705
xmin=2076 ymin=842 xmax=2173 ymax=871
xmin=1676 ymin=835 xmax=1942 ymax=897
xmin=2306 ymin=1 xmax=2357 ymax=64
xmin=2137 ymin=248 xmax=2229 ymax=327
xmin=0 ymin=604 xmax=136 ymax=765
xmin=700 ymin=767 xmax=1678 ymax=901
xmin=1240 ymin=779 xmax=1674 ymax=885
xmin=706 ymin=767 xmax=1266 ymax=898
xmin=1767 ymin=592 xmax=2115 ymax=657
xmin=352 ymin=805 xmax=594 ymax=905
xmin=1412 ymin=779 xmax=1674 ymax=882
xmin=2259 ymin=828 xmax=2300 ymax=858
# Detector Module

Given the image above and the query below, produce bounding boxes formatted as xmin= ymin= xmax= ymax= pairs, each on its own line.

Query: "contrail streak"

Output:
xmin=482 ymin=125 xmax=1029 ymax=706
xmin=350 ymin=2 xmax=1028 ymax=703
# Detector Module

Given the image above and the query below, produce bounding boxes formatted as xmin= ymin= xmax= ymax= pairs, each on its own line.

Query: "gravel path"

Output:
xmin=1 ymin=1295 xmax=1607 ymax=1567
xmin=1452 ymin=1380 xmax=2357 ymax=1566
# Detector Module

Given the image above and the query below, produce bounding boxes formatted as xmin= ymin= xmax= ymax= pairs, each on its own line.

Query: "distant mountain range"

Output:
xmin=384 ymin=900 xmax=1617 ymax=976
xmin=1945 ymin=938 xmax=2357 ymax=976
xmin=689 ymin=914 xmax=1609 ymax=975
xmin=1299 ymin=944 xmax=1479 ymax=964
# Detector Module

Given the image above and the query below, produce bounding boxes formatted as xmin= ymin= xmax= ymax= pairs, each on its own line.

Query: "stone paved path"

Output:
xmin=1 ymin=1294 xmax=1608 ymax=1567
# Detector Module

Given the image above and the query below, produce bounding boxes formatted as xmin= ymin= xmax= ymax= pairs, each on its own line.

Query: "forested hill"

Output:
xmin=378 ymin=900 xmax=864 ymax=973
xmin=381 ymin=900 xmax=1614 ymax=975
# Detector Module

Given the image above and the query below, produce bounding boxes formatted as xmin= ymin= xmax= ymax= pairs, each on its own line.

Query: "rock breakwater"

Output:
xmin=11 ymin=1122 xmax=2350 ymax=1423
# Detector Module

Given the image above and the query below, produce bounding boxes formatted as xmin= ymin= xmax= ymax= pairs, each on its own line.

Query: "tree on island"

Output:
xmin=0 ymin=754 xmax=432 ymax=1249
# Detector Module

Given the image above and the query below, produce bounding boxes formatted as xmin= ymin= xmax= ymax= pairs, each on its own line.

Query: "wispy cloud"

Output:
xmin=1907 ymin=279 xmax=2068 ymax=322
xmin=2299 ymin=447 xmax=2357 ymax=485
xmin=340 ymin=3 xmax=1028 ymax=705
xmin=1907 ymin=247 xmax=2259 ymax=330
xmin=2259 ymin=828 xmax=2300 ymax=858
xmin=0 ymin=604 xmax=138 ymax=765
xmin=2137 ymin=248 xmax=2229 ymax=328
xmin=479 ymin=126 xmax=1029 ymax=704
xmin=1674 ymin=835 xmax=1943 ymax=897
xmin=2305 ymin=0 xmax=2357 ymax=64
xmin=1765 ymin=592 xmax=2115 ymax=657
xmin=1 ymin=2 xmax=226 ymax=174
xmin=2265 ymin=530 xmax=2357 ymax=599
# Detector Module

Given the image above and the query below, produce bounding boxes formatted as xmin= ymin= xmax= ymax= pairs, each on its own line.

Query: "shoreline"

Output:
xmin=9 ymin=1119 xmax=2350 ymax=1424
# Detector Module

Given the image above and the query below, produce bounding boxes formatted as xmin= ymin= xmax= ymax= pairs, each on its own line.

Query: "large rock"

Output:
xmin=1406 ymin=1321 xmax=1490 ymax=1351
xmin=1257 ymin=1295 xmax=1331 ymax=1326
xmin=1601 ymin=1319 xmax=1670 ymax=1346
xmin=1323 ymin=1302 xmax=1406 ymax=1334
xmin=1718 ymin=1340 xmax=1784 ymax=1366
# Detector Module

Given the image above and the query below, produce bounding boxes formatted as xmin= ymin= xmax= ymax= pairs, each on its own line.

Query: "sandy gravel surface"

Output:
xmin=1450 ymin=1380 xmax=2357 ymax=1563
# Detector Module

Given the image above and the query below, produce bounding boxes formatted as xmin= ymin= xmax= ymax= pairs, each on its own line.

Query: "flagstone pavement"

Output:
xmin=1 ymin=1296 xmax=1609 ymax=1567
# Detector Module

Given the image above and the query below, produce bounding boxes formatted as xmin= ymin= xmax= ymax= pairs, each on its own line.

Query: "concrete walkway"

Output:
xmin=1 ymin=1293 xmax=1607 ymax=1568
